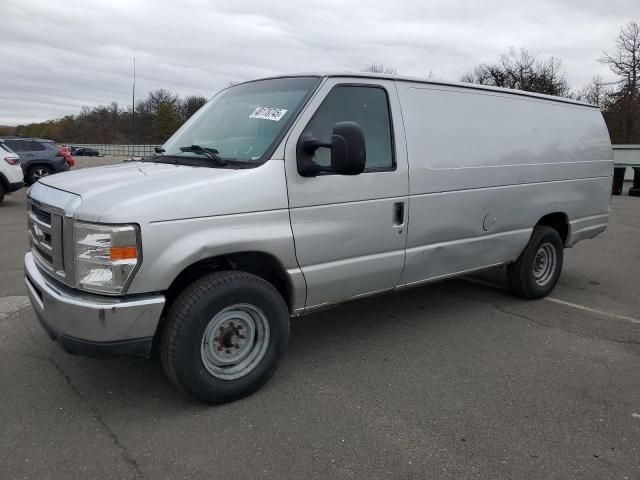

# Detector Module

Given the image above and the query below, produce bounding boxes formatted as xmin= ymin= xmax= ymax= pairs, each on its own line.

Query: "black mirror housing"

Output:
xmin=296 ymin=121 xmax=366 ymax=177
xmin=330 ymin=122 xmax=366 ymax=175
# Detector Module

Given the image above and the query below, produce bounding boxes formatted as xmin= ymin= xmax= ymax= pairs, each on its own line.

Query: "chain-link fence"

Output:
xmin=71 ymin=144 xmax=158 ymax=157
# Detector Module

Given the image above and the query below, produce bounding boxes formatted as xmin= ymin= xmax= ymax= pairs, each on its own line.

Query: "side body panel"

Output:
xmin=283 ymin=78 xmax=410 ymax=309
xmin=0 ymin=162 xmax=24 ymax=185
xmin=395 ymin=81 xmax=613 ymax=287
xmin=108 ymin=161 xmax=308 ymax=312
xmin=44 ymin=142 xmax=70 ymax=173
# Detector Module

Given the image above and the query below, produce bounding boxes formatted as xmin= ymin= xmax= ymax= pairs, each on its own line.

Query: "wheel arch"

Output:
xmin=164 ymin=251 xmax=295 ymax=310
xmin=535 ymin=212 xmax=570 ymax=246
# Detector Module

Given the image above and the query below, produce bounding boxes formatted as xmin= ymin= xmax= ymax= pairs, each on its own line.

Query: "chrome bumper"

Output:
xmin=24 ymin=252 xmax=165 ymax=357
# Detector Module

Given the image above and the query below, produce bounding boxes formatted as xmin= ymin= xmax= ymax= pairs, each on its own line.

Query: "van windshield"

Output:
xmin=161 ymin=77 xmax=320 ymax=165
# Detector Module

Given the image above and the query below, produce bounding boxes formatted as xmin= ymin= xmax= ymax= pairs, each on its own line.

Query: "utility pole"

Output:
xmin=131 ymin=57 xmax=136 ymax=145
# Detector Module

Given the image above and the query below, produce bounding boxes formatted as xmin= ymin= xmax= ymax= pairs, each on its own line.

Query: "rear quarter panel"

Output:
xmin=395 ymin=81 xmax=612 ymax=286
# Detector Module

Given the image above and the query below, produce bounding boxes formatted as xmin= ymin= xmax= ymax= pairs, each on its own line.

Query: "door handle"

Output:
xmin=393 ymin=202 xmax=405 ymax=226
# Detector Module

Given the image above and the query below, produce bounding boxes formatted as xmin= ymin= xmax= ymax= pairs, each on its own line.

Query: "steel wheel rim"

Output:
xmin=33 ymin=168 xmax=49 ymax=181
xmin=201 ymin=303 xmax=270 ymax=380
xmin=533 ymin=242 xmax=557 ymax=286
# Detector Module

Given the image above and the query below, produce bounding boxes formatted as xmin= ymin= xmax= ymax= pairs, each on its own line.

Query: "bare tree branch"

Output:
xmin=460 ymin=47 xmax=570 ymax=97
xmin=599 ymin=21 xmax=640 ymax=95
xmin=362 ymin=63 xmax=398 ymax=75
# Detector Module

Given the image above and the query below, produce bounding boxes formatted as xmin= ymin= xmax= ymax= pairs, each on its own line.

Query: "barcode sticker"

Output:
xmin=249 ymin=107 xmax=288 ymax=121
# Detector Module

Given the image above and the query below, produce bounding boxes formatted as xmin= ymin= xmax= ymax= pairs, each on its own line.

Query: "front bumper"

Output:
xmin=24 ymin=252 xmax=165 ymax=358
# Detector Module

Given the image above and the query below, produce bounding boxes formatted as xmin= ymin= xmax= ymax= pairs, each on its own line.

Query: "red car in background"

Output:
xmin=60 ymin=145 xmax=75 ymax=167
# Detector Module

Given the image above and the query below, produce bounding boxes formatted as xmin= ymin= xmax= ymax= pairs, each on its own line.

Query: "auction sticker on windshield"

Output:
xmin=250 ymin=107 xmax=288 ymax=121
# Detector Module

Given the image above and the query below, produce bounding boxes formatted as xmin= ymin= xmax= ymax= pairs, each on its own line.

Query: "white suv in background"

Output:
xmin=0 ymin=140 xmax=24 ymax=204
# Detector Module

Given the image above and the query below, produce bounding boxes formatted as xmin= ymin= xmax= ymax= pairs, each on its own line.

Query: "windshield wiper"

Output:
xmin=179 ymin=145 xmax=228 ymax=166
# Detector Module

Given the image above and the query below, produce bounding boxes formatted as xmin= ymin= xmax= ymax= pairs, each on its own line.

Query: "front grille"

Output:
xmin=31 ymin=204 xmax=51 ymax=224
xmin=33 ymin=243 xmax=53 ymax=264
xmin=28 ymin=201 xmax=64 ymax=277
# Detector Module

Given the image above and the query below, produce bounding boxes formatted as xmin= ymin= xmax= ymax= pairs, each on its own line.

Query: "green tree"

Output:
xmin=153 ymin=101 xmax=181 ymax=143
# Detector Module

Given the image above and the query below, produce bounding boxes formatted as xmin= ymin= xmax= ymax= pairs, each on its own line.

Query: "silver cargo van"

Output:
xmin=24 ymin=73 xmax=613 ymax=403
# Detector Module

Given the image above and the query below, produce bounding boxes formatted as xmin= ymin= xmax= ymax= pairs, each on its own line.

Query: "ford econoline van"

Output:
xmin=24 ymin=73 xmax=613 ymax=403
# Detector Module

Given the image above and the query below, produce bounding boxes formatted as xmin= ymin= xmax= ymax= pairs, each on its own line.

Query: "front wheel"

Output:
xmin=508 ymin=226 xmax=564 ymax=299
xmin=160 ymin=271 xmax=290 ymax=403
xmin=28 ymin=165 xmax=52 ymax=184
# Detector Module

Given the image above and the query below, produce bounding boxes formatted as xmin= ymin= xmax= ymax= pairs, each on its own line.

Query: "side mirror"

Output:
xmin=296 ymin=121 xmax=366 ymax=177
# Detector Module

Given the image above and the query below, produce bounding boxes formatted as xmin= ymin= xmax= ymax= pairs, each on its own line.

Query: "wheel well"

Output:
xmin=23 ymin=164 xmax=53 ymax=185
xmin=165 ymin=252 xmax=293 ymax=308
xmin=0 ymin=173 xmax=8 ymax=190
xmin=27 ymin=163 xmax=51 ymax=173
xmin=536 ymin=212 xmax=569 ymax=245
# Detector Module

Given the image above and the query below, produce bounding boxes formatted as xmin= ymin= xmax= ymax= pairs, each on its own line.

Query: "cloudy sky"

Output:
xmin=0 ymin=0 xmax=636 ymax=125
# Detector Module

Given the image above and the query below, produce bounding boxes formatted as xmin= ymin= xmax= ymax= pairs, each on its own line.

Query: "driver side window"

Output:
xmin=302 ymin=85 xmax=395 ymax=171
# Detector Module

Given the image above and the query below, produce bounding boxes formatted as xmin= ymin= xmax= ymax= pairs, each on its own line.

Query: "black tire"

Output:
xmin=160 ymin=271 xmax=290 ymax=404
xmin=27 ymin=165 xmax=52 ymax=184
xmin=508 ymin=226 xmax=564 ymax=299
xmin=0 ymin=183 xmax=5 ymax=204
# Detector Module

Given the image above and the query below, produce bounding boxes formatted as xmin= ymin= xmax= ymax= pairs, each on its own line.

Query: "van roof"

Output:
xmin=246 ymin=72 xmax=596 ymax=108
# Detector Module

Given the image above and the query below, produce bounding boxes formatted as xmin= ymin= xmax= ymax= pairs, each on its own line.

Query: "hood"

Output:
xmin=39 ymin=160 xmax=288 ymax=223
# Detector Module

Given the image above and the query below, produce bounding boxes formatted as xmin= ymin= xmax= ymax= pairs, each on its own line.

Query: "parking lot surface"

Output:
xmin=1 ymin=157 xmax=639 ymax=479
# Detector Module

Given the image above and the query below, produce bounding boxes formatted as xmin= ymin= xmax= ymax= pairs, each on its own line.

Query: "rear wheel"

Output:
xmin=28 ymin=165 xmax=52 ymax=184
xmin=160 ymin=271 xmax=289 ymax=403
xmin=0 ymin=183 xmax=5 ymax=204
xmin=508 ymin=226 xmax=564 ymax=299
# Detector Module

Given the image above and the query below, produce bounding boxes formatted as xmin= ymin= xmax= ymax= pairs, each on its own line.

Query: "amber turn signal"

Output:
xmin=110 ymin=246 xmax=138 ymax=261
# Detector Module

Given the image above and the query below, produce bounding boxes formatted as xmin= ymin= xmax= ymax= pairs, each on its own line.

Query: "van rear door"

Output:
xmin=284 ymin=78 xmax=409 ymax=310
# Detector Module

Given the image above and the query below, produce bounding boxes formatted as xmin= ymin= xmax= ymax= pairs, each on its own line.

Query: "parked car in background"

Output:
xmin=70 ymin=146 xmax=100 ymax=156
xmin=0 ymin=140 xmax=24 ymax=204
xmin=1 ymin=137 xmax=74 ymax=184
xmin=59 ymin=145 xmax=75 ymax=166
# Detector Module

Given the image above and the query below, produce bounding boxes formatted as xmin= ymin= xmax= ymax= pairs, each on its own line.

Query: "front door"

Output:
xmin=284 ymin=78 xmax=409 ymax=309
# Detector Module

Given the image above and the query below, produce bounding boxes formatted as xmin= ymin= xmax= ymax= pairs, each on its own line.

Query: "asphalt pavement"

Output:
xmin=1 ymin=157 xmax=639 ymax=479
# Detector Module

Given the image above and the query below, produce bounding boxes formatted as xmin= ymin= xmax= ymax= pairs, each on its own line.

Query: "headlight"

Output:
xmin=74 ymin=222 xmax=140 ymax=295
